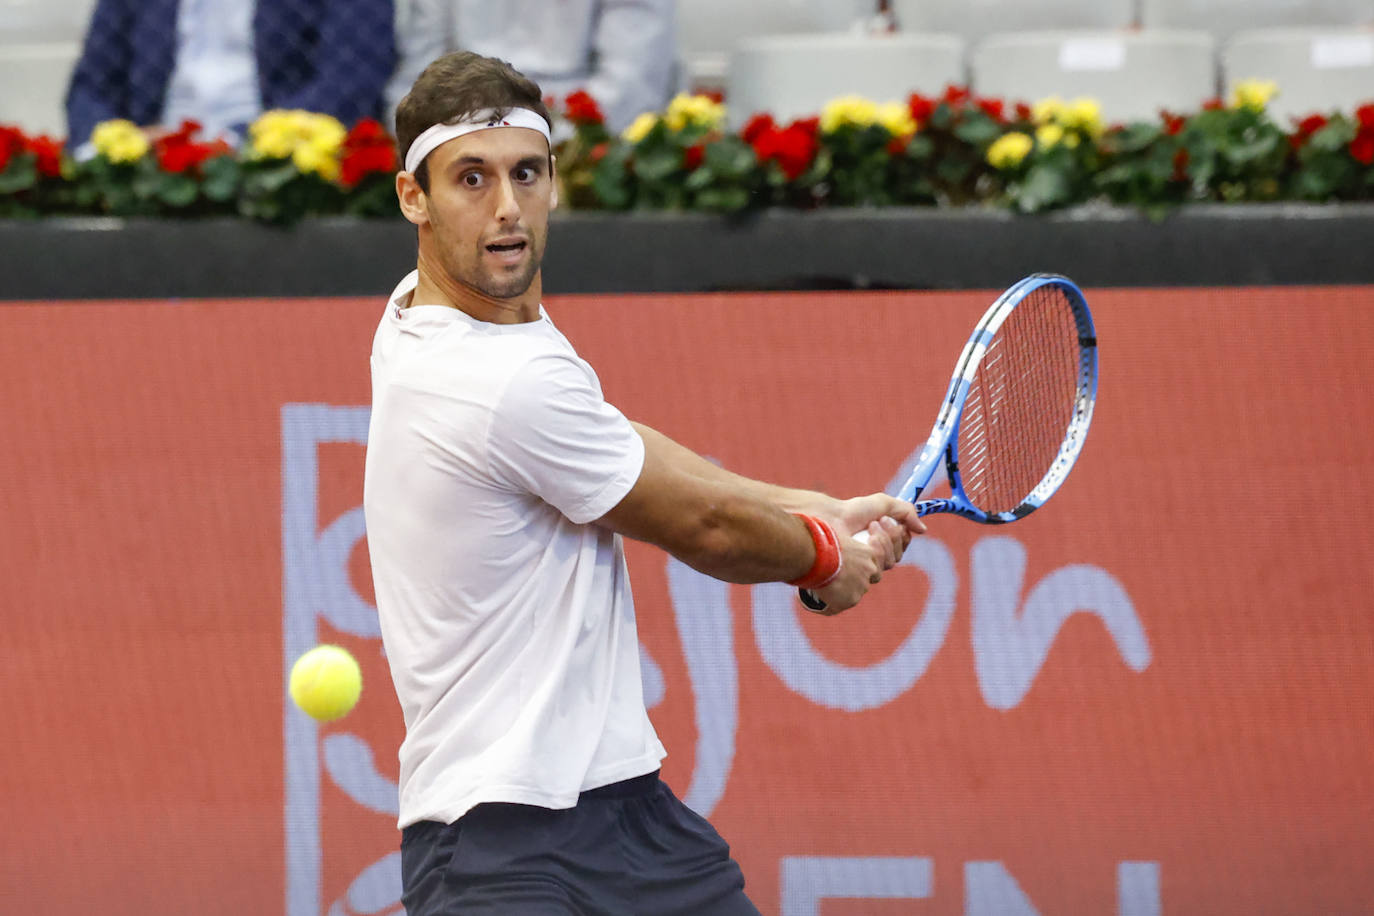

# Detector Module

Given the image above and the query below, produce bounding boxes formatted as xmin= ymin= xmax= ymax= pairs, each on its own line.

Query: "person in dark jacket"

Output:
xmin=65 ymin=0 xmax=396 ymax=146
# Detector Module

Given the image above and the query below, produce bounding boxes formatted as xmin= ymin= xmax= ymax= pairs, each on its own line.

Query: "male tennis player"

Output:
xmin=364 ymin=51 xmax=926 ymax=915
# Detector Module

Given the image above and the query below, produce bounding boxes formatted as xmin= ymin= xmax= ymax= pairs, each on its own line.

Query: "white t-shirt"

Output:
xmin=364 ymin=271 xmax=665 ymax=829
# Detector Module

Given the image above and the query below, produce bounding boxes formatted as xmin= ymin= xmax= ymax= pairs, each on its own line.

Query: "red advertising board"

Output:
xmin=2 ymin=286 xmax=1372 ymax=915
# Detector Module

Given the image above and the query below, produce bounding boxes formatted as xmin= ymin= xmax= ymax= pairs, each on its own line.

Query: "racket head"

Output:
xmin=904 ymin=274 xmax=1097 ymax=523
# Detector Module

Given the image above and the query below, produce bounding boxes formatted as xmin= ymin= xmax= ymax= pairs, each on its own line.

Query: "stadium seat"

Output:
xmin=677 ymin=0 xmax=871 ymax=91
xmin=727 ymin=32 xmax=965 ymax=127
xmin=892 ymin=0 xmax=1135 ymax=48
xmin=0 ymin=0 xmax=95 ymax=43
xmin=0 ymin=41 xmax=80 ymax=135
xmin=1139 ymin=0 xmax=1372 ymax=43
xmin=1224 ymin=28 xmax=1374 ymax=121
xmin=971 ymin=30 xmax=1218 ymax=123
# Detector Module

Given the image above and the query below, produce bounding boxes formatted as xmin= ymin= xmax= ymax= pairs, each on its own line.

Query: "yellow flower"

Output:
xmin=1031 ymin=96 xmax=1065 ymax=126
xmin=91 ymin=119 xmax=149 ymax=163
xmin=820 ymin=95 xmax=879 ymax=133
xmin=1035 ymin=123 xmax=1066 ymax=149
xmin=1231 ymin=78 xmax=1278 ymax=112
xmin=622 ymin=112 xmax=659 ymax=144
xmin=986 ymin=131 xmax=1034 ymax=169
xmin=875 ymin=101 xmax=917 ymax=139
xmin=248 ymin=109 xmax=345 ymax=177
xmin=293 ymin=140 xmax=340 ymax=180
xmin=664 ymin=93 xmax=725 ymax=132
xmin=1062 ymin=97 xmax=1104 ymax=137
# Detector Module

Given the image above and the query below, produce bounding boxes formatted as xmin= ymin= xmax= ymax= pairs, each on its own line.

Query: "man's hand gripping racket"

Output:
xmin=801 ymin=273 xmax=1099 ymax=612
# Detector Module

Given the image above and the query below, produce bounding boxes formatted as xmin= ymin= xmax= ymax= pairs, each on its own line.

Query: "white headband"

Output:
xmin=404 ymin=108 xmax=551 ymax=174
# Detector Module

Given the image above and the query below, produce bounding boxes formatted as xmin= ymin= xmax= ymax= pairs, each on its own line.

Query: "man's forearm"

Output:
xmin=630 ymin=422 xmax=837 ymax=518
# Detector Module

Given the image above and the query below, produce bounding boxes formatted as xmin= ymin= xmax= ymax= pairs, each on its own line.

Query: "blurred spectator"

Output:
xmin=65 ymin=0 xmax=396 ymax=147
xmin=385 ymin=0 xmax=675 ymax=134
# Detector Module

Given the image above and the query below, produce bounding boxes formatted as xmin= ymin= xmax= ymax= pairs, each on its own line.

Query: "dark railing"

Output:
xmin=3 ymin=204 xmax=1372 ymax=300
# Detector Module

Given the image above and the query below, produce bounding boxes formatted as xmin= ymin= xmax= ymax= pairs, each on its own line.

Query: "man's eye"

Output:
xmin=515 ymin=167 xmax=538 ymax=183
xmin=462 ymin=172 xmax=484 ymax=187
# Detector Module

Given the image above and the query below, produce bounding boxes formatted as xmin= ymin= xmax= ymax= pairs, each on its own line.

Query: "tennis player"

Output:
xmin=364 ymin=51 xmax=926 ymax=915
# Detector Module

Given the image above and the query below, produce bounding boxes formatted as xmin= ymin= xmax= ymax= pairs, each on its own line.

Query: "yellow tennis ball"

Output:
xmin=289 ymin=645 xmax=362 ymax=722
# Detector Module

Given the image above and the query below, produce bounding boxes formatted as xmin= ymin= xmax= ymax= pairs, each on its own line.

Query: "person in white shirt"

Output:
xmin=365 ymin=50 xmax=924 ymax=915
xmin=384 ymin=0 xmax=675 ymax=133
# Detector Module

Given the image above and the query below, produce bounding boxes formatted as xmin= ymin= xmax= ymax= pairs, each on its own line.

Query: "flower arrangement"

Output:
xmin=1 ymin=82 xmax=1372 ymax=223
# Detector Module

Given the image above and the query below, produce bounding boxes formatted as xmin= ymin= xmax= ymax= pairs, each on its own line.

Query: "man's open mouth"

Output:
xmin=486 ymin=241 xmax=527 ymax=253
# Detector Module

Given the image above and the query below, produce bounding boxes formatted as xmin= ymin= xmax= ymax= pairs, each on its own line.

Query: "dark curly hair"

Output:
xmin=395 ymin=51 xmax=553 ymax=192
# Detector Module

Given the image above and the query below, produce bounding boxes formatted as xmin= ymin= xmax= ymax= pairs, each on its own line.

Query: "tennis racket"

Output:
xmin=800 ymin=273 xmax=1098 ymax=611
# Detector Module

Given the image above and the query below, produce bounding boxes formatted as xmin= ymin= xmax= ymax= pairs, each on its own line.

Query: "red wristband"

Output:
xmin=786 ymin=514 xmax=843 ymax=590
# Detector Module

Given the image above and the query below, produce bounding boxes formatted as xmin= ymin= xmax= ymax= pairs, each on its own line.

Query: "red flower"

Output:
xmin=1357 ymin=103 xmax=1374 ymax=132
xmin=0 ymin=125 xmax=27 ymax=172
xmin=1013 ymin=101 xmax=1034 ymax=123
xmin=153 ymin=120 xmax=227 ymax=174
xmin=340 ymin=117 xmax=399 ymax=187
xmin=683 ymin=143 xmax=705 ymax=171
xmin=885 ymin=136 xmax=907 ymax=156
xmin=907 ymin=93 xmax=935 ymax=125
xmin=1296 ymin=113 xmax=1328 ymax=136
xmin=340 ymin=145 xmax=397 ymax=186
xmin=1160 ymin=111 xmax=1186 ymax=136
xmin=749 ymin=119 xmax=818 ymax=182
xmin=975 ymin=97 xmax=1005 ymax=123
xmin=741 ymin=113 xmax=776 ymax=145
xmin=563 ymin=90 xmax=604 ymax=127
xmin=1288 ymin=113 xmax=1329 ymax=149
xmin=24 ymin=135 xmax=63 ymax=177
xmin=588 ymin=141 xmax=609 ymax=164
xmin=1351 ymin=130 xmax=1374 ymax=166
xmin=346 ymin=117 xmax=390 ymax=145
xmin=1172 ymin=147 xmax=1190 ymax=181
xmin=1202 ymin=97 xmax=1225 ymax=111
xmin=942 ymin=84 xmax=971 ymax=107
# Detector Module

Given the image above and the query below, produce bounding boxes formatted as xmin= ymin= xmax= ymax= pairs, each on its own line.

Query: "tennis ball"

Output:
xmin=289 ymin=645 xmax=362 ymax=722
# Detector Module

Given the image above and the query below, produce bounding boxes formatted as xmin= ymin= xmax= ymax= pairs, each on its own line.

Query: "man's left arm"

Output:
xmin=630 ymin=422 xmax=909 ymax=539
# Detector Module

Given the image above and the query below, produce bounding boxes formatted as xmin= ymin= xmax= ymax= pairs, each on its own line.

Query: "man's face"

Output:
xmin=416 ymin=127 xmax=555 ymax=303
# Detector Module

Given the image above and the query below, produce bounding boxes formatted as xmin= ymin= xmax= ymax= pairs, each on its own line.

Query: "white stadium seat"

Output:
xmin=677 ymin=0 xmax=871 ymax=91
xmin=0 ymin=0 xmax=95 ymax=43
xmin=1139 ymin=0 xmax=1372 ymax=43
xmin=971 ymin=30 xmax=1218 ymax=123
xmin=1224 ymin=28 xmax=1374 ymax=122
xmin=893 ymin=0 xmax=1136 ymax=47
xmin=0 ymin=41 xmax=81 ymax=135
xmin=727 ymin=32 xmax=965 ymax=127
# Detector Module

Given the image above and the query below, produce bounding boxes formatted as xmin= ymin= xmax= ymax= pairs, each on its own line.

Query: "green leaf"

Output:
xmin=633 ymin=146 xmax=681 ymax=182
xmin=251 ymin=161 xmax=300 ymax=193
xmin=0 ymin=156 xmax=38 ymax=194
xmin=683 ymin=165 xmax=716 ymax=190
xmin=1016 ymin=161 xmax=1072 ymax=212
xmin=703 ymin=137 xmax=756 ymax=179
xmin=201 ymin=156 xmax=240 ymax=201
xmin=953 ymin=115 xmax=1001 ymax=147
xmin=157 ymin=173 xmax=200 ymax=208
xmin=694 ymin=187 xmax=751 ymax=212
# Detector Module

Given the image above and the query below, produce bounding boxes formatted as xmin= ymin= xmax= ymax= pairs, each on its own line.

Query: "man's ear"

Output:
xmin=396 ymin=171 xmax=429 ymax=226
xmin=549 ymin=153 xmax=559 ymax=210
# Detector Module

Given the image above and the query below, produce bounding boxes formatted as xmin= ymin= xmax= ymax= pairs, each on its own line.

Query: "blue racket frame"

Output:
xmin=895 ymin=272 xmax=1098 ymax=522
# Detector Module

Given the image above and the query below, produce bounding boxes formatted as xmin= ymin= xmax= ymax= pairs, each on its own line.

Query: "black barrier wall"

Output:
xmin=2 ymin=204 xmax=1373 ymax=299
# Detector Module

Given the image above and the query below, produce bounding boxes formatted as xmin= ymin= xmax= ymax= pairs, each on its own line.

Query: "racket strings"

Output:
xmin=957 ymin=286 xmax=1082 ymax=514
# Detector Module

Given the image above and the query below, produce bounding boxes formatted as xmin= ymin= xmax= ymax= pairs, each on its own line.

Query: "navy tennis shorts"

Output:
xmin=400 ymin=771 xmax=761 ymax=915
